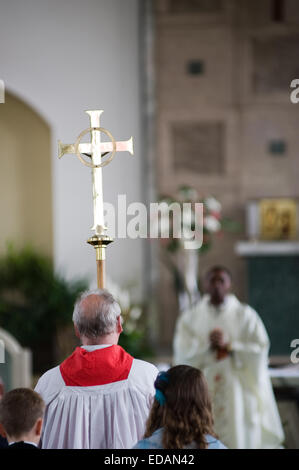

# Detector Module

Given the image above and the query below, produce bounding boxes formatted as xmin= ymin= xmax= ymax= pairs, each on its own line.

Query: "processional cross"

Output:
xmin=58 ymin=110 xmax=134 ymax=288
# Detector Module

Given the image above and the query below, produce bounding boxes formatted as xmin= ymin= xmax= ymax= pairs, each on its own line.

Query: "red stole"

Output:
xmin=60 ymin=345 xmax=133 ymax=386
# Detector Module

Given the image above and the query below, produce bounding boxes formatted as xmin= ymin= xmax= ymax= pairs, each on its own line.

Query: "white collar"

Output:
xmin=204 ymin=294 xmax=239 ymax=313
xmin=9 ymin=441 xmax=38 ymax=447
xmin=81 ymin=344 xmax=112 ymax=351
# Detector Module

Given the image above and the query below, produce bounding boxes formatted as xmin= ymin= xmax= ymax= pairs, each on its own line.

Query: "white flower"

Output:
xmin=204 ymin=197 xmax=222 ymax=213
xmin=118 ymin=290 xmax=130 ymax=311
xmin=125 ymin=320 xmax=136 ymax=334
xmin=106 ymin=278 xmax=131 ymax=310
xmin=182 ymin=210 xmax=194 ymax=227
xmin=178 ymin=186 xmax=198 ymax=201
xmin=204 ymin=215 xmax=221 ymax=233
xmin=130 ymin=307 xmax=142 ymax=320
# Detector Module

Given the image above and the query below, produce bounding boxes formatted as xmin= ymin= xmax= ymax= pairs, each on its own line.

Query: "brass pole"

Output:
xmin=96 ymin=259 xmax=105 ymax=289
xmin=87 ymin=235 xmax=113 ymax=289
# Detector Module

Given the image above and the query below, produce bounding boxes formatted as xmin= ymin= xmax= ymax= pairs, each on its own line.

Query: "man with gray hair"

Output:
xmin=35 ymin=289 xmax=158 ymax=449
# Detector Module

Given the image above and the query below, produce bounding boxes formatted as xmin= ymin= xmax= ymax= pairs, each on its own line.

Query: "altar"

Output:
xmin=235 ymin=241 xmax=299 ymax=359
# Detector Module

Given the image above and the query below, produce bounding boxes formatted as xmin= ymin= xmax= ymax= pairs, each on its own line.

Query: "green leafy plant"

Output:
xmin=0 ymin=244 xmax=87 ymax=372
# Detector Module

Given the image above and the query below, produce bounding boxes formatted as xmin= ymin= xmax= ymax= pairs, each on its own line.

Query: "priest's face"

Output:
xmin=205 ymin=269 xmax=231 ymax=306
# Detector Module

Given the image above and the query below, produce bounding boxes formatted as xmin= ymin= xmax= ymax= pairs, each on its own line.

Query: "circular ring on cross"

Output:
xmin=74 ymin=127 xmax=117 ymax=168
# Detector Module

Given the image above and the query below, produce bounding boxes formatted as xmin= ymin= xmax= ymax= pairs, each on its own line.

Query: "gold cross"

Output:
xmin=58 ymin=110 xmax=133 ymax=236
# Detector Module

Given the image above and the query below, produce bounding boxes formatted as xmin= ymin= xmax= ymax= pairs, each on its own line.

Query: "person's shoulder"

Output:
xmin=238 ymin=300 xmax=262 ymax=322
xmin=0 ymin=435 xmax=8 ymax=448
xmin=179 ymin=296 xmax=208 ymax=322
xmin=133 ymin=429 xmax=163 ymax=449
xmin=230 ymin=294 xmax=259 ymax=319
xmin=205 ymin=434 xmax=227 ymax=449
xmin=130 ymin=358 xmax=158 ymax=380
xmin=35 ymin=365 xmax=61 ymax=387
xmin=132 ymin=358 xmax=158 ymax=373
xmin=128 ymin=358 xmax=158 ymax=392
xmin=133 ymin=437 xmax=161 ymax=449
xmin=34 ymin=365 xmax=65 ymax=402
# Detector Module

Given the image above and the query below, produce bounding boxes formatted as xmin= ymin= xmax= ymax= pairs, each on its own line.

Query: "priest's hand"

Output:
xmin=209 ymin=329 xmax=231 ymax=360
xmin=209 ymin=328 xmax=226 ymax=349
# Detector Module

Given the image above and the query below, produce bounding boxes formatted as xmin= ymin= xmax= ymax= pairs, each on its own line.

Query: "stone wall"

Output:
xmin=153 ymin=0 xmax=299 ymax=349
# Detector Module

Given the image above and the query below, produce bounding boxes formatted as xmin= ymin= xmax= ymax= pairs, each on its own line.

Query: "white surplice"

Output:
xmin=35 ymin=344 xmax=158 ymax=449
xmin=173 ymin=294 xmax=284 ymax=449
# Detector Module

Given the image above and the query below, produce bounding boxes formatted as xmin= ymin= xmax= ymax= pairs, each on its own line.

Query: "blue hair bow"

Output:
xmin=154 ymin=371 xmax=169 ymax=406
xmin=155 ymin=389 xmax=166 ymax=406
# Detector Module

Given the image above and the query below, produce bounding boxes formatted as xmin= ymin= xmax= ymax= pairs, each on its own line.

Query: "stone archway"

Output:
xmin=0 ymin=91 xmax=52 ymax=255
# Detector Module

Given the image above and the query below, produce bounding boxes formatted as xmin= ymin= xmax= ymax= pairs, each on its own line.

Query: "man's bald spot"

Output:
xmin=79 ymin=294 xmax=106 ymax=319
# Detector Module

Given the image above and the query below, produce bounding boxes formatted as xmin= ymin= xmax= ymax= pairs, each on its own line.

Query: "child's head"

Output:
xmin=0 ymin=388 xmax=45 ymax=444
xmin=145 ymin=365 xmax=215 ymax=449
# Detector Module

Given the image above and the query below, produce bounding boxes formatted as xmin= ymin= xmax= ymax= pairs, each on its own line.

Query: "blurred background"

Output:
xmin=0 ymin=0 xmax=299 ymax=446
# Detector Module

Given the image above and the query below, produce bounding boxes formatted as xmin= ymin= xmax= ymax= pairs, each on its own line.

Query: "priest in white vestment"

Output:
xmin=35 ymin=289 xmax=158 ymax=449
xmin=173 ymin=266 xmax=284 ymax=449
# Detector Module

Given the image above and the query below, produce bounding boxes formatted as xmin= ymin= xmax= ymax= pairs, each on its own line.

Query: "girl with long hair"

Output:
xmin=133 ymin=365 xmax=226 ymax=449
